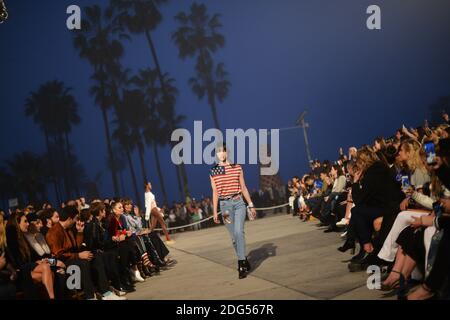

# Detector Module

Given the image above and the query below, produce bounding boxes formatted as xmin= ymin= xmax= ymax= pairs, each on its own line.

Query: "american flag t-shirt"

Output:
xmin=210 ymin=164 xmax=242 ymax=198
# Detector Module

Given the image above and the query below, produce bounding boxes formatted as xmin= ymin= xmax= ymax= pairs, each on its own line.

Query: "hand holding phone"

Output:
xmin=47 ymin=258 xmax=57 ymax=266
xmin=424 ymin=141 xmax=437 ymax=166
xmin=401 ymin=176 xmax=411 ymax=192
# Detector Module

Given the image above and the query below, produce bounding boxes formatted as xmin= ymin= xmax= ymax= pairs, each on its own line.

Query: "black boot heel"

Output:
xmin=244 ymin=258 xmax=251 ymax=272
xmin=238 ymin=260 xmax=247 ymax=279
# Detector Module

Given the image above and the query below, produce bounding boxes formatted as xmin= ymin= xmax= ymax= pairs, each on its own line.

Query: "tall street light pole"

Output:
xmin=296 ymin=110 xmax=313 ymax=164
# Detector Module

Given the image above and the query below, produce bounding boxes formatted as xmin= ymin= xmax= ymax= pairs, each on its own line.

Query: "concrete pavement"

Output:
xmin=126 ymin=212 xmax=395 ymax=300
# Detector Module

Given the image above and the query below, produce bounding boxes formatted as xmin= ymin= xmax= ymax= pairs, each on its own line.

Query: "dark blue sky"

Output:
xmin=1 ymin=0 xmax=450 ymax=204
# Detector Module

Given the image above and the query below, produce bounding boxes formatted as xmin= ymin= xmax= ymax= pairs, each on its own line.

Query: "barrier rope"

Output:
xmin=153 ymin=202 xmax=290 ymax=231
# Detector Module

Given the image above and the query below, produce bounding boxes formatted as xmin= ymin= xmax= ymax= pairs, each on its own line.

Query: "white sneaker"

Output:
xmin=340 ymin=231 xmax=348 ymax=238
xmin=110 ymin=286 xmax=127 ymax=297
xmin=102 ymin=292 xmax=127 ymax=300
xmin=336 ymin=218 xmax=348 ymax=227
xmin=131 ymin=269 xmax=145 ymax=283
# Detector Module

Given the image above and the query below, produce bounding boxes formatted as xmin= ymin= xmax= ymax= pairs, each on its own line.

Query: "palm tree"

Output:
xmin=172 ymin=2 xmax=225 ymax=58
xmin=108 ymin=144 xmax=128 ymax=196
xmin=112 ymin=122 xmax=141 ymax=205
xmin=73 ymin=4 xmax=128 ymax=197
xmin=5 ymin=152 xmax=49 ymax=204
xmin=119 ymin=89 xmax=150 ymax=184
xmin=25 ymin=80 xmax=81 ymax=202
xmin=172 ymin=2 xmax=229 ymax=130
xmin=111 ymin=0 xmax=191 ymax=201
xmin=131 ymin=68 xmax=187 ymax=205
xmin=189 ymin=54 xmax=230 ymax=131
xmin=0 ymin=166 xmax=14 ymax=208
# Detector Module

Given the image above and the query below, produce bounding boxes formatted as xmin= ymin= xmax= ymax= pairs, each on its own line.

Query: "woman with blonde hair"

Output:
xmin=1 ymin=214 xmax=17 ymax=299
xmin=397 ymin=140 xmax=430 ymax=212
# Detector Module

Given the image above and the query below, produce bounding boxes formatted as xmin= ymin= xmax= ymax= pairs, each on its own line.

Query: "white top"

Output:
xmin=332 ymin=175 xmax=347 ymax=193
xmin=145 ymin=191 xmax=157 ymax=221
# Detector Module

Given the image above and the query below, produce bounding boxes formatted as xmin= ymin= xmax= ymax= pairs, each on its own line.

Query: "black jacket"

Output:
xmin=352 ymin=161 xmax=405 ymax=214
xmin=83 ymin=219 xmax=110 ymax=251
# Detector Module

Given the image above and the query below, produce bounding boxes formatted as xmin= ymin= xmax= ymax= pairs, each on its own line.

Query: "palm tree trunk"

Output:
xmin=209 ymin=95 xmax=221 ymax=131
xmin=180 ymin=162 xmax=190 ymax=201
xmin=152 ymin=144 xmax=168 ymax=206
xmin=175 ymin=164 xmax=183 ymax=201
xmin=56 ymin=134 xmax=70 ymax=200
xmin=44 ymin=131 xmax=61 ymax=205
xmin=119 ymin=170 xmax=126 ymax=196
xmin=137 ymin=138 xmax=148 ymax=184
xmin=144 ymin=29 xmax=191 ymax=200
xmin=125 ymin=148 xmax=140 ymax=205
xmin=64 ymin=132 xmax=79 ymax=197
xmin=101 ymin=106 xmax=120 ymax=197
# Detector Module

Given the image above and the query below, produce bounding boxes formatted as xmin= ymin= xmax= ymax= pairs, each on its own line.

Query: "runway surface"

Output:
xmin=127 ymin=212 xmax=395 ymax=300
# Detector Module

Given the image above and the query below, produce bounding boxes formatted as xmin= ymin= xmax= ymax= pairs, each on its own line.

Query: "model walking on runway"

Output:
xmin=144 ymin=181 xmax=174 ymax=244
xmin=210 ymin=143 xmax=257 ymax=279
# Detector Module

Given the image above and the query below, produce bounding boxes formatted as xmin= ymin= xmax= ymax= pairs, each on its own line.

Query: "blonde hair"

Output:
xmin=401 ymin=139 xmax=426 ymax=172
xmin=355 ymin=148 xmax=379 ymax=172
xmin=0 ymin=214 xmax=6 ymax=250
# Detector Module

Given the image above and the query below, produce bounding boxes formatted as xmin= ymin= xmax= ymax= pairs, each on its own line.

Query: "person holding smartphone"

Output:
xmin=397 ymin=140 xmax=431 ymax=211
xmin=6 ymin=212 xmax=56 ymax=299
xmin=210 ymin=143 xmax=256 ymax=279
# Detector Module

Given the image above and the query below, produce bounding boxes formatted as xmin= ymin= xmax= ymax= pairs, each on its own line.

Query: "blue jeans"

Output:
xmin=220 ymin=198 xmax=247 ymax=260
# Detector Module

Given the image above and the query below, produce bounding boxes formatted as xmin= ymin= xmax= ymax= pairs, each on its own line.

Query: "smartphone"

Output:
xmin=315 ymin=180 xmax=323 ymax=189
xmin=433 ymin=201 xmax=443 ymax=218
xmin=424 ymin=141 xmax=437 ymax=165
xmin=401 ymin=176 xmax=410 ymax=191
xmin=47 ymin=258 xmax=57 ymax=266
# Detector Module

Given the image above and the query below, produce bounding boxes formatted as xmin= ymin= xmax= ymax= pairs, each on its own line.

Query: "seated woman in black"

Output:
xmin=106 ymin=202 xmax=143 ymax=284
xmin=6 ymin=212 xmax=56 ymax=299
xmin=24 ymin=213 xmax=67 ymax=299
xmin=81 ymin=203 xmax=134 ymax=293
xmin=349 ymin=148 xmax=405 ymax=269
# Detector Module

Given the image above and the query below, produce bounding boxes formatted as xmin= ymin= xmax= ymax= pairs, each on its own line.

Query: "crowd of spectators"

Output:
xmin=287 ymin=114 xmax=450 ymax=300
xmin=0 ymin=197 xmax=176 ymax=300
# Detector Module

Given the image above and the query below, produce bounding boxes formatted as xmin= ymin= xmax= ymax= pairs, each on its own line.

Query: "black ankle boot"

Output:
xmin=238 ymin=260 xmax=247 ymax=279
xmin=244 ymin=258 xmax=251 ymax=272
xmin=351 ymin=247 xmax=365 ymax=262
xmin=142 ymin=265 xmax=153 ymax=277
xmin=338 ymin=238 xmax=356 ymax=254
